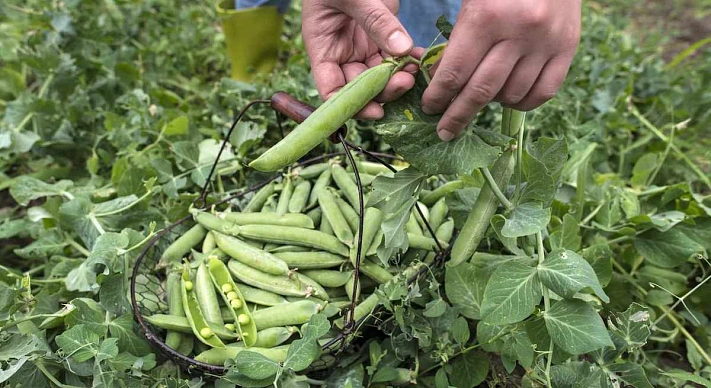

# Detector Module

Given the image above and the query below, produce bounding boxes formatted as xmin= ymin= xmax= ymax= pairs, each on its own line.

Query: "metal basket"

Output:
xmin=129 ymin=95 xmax=452 ymax=376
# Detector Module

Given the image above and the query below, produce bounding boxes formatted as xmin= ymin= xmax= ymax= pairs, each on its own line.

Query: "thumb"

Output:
xmin=344 ymin=0 xmax=413 ymax=57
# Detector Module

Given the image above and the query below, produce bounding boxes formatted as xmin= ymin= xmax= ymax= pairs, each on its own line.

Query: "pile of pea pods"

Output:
xmin=150 ymin=159 xmax=454 ymax=367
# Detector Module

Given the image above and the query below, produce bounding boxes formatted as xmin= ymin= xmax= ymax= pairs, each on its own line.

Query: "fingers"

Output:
xmin=311 ymin=61 xmax=347 ymax=101
xmin=343 ymin=0 xmax=413 ymax=56
xmin=421 ymin=8 xmax=494 ymax=115
xmin=512 ymin=55 xmax=573 ymax=111
xmin=495 ymin=56 xmax=545 ymax=107
xmin=436 ymin=42 xmax=519 ymax=141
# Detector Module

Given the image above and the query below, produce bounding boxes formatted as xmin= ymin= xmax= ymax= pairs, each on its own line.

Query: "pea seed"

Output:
xmin=221 ymin=283 xmax=233 ymax=293
xmin=226 ymin=291 xmax=238 ymax=300
xmin=224 ymin=323 xmax=236 ymax=332
xmin=231 ymin=299 xmax=243 ymax=309
xmin=200 ymin=327 xmax=213 ymax=338
xmin=238 ymin=314 xmax=250 ymax=325
xmin=184 ymin=281 xmax=193 ymax=291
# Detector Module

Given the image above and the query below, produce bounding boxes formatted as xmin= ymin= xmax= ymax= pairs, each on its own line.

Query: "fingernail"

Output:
xmin=438 ymin=129 xmax=455 ymax=142
xmin=388 ymin=31 xmax=411 ymax=54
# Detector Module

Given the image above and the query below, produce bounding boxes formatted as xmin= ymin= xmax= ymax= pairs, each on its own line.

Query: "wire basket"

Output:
xmin=129 ymin=94 xmax=453 ymax=376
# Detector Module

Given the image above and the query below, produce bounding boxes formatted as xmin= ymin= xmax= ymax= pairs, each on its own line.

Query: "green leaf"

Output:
xmin=634 ymin=227 xmax=704 ymax=268
xmin=526 ymin=137 xmax=569 ymax=178
xmin=423 ymin=298 xmax=447 ymax=318
xmin=500 ymin=331 xmax=534 ymax=373
xmin=66 ymin=232 xmax=130 ymax=292
xmin=9 ymin=176 xmax=73 ymax=206
xmin=662 ymin=371 xmax=711 ymax=387
xmin=108 ymin=314 xmax=153 ymax=356
xmin=550 ymin=214 xmax=582 ymax=251
xmin=607 ymin=303 xmax=651 ymax=351
xmin=234 ymin=351 xmax=280 ymax=380
xmin=371 ymin=367 xmax=399 ymax=383
xmin=501 ymin=203 xmax=551 ymax=238
xmin=537 ymin=249 xmax=609 ymax=302
xmin=451 ymin=317 xmax=470 ymax=346
xmin=448 ymin=351 xmax=489 ymax=388
xmin=107 ymin=352 xmax=157 ymax=372
xmin=96 ymin=338 xmax=119 ymax=363
xmin=13 ymin=229 xmax=67 ymax=259
xmin=550 ymin=361 xmax=605 ymax=388
xmin=0 ymin=334 xmax=43 ymax=362
xmin=230 ymin=121 xmax=266 ymax=156
xmin=435 ymin=14 xmax=453 ymax=39
xmin=631 ymin=153 xmax=661 ymax=188
xmin=56 ymin=325 xmax=100 ymax=362
xmin=480 ymin=261 xmax=541 ymax=324
xmin=606 ymin=362 xmax=653 ymax=388
xmin=435 ymin=367 xmax=449 ymax=388
xmin=445 ymin=187 xmax=480 ymax=229
xmin=0 ymin=357 xmax=28 ymax=385
xmin=445 ymin=263 xmax=488 ymax=320
xmin=64 ymin=298 xmax=107 ymax=336
xmin=283 ymin=314 xmax=330 ymax=372
xmin=490 ymin=215 xmax=526 ymax=255
xmin=376 ymin=74 xmax=505 ymax=176
xmin=162 ymin=115 xmax=188 ymax=136
xmin=544 ymin=299 xmax=613 ymax=355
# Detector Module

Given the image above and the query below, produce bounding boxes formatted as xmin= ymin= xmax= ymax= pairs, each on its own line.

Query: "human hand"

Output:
xmin=421 ymin=0 xmax=582 ymax=141
xmin=302 ymin=0 xmax=421 ymax=119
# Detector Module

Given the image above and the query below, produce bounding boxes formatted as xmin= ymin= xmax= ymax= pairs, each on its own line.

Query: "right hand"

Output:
xmin=302 ymin=0 xmax=419 ymax=120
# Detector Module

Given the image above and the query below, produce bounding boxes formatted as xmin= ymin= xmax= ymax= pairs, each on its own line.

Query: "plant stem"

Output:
xmin=67 ymin=238 xmax=91 ymax=256
xmin=482 ymin=167 xmax=513 ymax=210
xmin=537 ymin=232 xmax=554 ymax=388
xmin=93 ymin=188 xmax=154 ymax=217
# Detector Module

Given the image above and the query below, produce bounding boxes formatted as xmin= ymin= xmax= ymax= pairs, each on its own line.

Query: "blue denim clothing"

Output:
xmin=234 ymin=0 xmax=462 ymax=47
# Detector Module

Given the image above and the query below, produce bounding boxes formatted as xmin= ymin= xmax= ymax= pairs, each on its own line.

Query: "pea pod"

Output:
xmin=216 ymin=211 xmax=314 ymax=229
xmin=164 ymin=272 xmax=184 ymax=350
xmin=308 ymin=168 xmax=332 ymax=208
xmin=213 ymin=232 xmax=290 ymax=276
xmin=301 ymin=269 xmax=352 ymax=288
xmin=420 ymin=180 xmax=465 ymax=206
xmin=195 ymin=345 xmax=289 ymax=366
xmin=345 ymin=272 xmax=360 ymax=302
xmin=243 ymin=182 xmax=276 ymax=212
xmin=273 ymin=251 xmax=346 ymax=269
xmin=266 ymin=245 xmax=310 ymax=253
xmin=160 ymin=224 xmax=207 ymax=265
xmin=424 ymin=218 xmax=454 ymax=265
xmin=348 ymin=161 xmax=404 ymax=176
xmin=350 ymin=207 xmax=383 ymax=266
xmin=233 ymin=282 xmax=288 ymax=306
xmin=237 ymin=224 xmax=349 ymax=256
xmin=450 ymin=149 xmax=515 ymax=266
xmin=320 ymin=215 xmax=334 ymax=236
xmin=407 ymin=233 xmax=447 ymax=251
xmin=176 ymin=334 xmax=194 ymax=356
xmin=228 ymin=326 xmax=296 ymax=349
xmin=249 ymin=61 xmax=399 ymax=172
xmin=294 ymin=162 xmax=330 ymax=179
xmin=207 ymin=257 xmax=258 ymax=347
xmin=366 ymin=228 xmax=384 ymax=257
xmin=181 ymin=265 xmax=226 ymax=348
xmin=276 ymin=177 xmax=293 ymax=215
xmin=318 ymin=189 xmax=354 ymax=245
xmin=193 ymin=211 xmax=240 ymax=236
xmin=202 ymin=231 xmax=216 ymax=253
xmin=335 ymin=197 xmax=360 ymax=233
xmin=414 ymin=202 xmax=430 ymax=233
xmin=359 ymin=260 xmax=393 ymax=284
xmin=428 ymin=198 xmax=448 ymax=232
xmin=260 ymin=193 xmax=278 ymax=212
xmin=251 ymin=300 xmax=323 ymax=330
xmin=144 ymin=314 xmax=238 ymax=340
xmin=227 ymin=259 xmax=326 ymax=299
xmin=305 ymin=207 xmax=322 ymax=226
xmin=332 ymin=164 xmax=362 ymax=212
xmin=406 ymin=214 xmax=423 ymax=236
xmin=288 ymin=180 xmax=311 ymax=213
xmin=195 ymin=262 xmax=224 ymax=326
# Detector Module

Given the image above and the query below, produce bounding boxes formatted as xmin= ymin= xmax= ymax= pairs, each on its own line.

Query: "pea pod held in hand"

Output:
xmin=207 ymin=257 xmax=258 ymax=347
xmin=249 ymin=61 xmax=400 ymax=172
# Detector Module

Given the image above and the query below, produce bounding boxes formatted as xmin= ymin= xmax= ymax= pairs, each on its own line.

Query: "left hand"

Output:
xmin=421 ymin=0 xmax=582 ymax=141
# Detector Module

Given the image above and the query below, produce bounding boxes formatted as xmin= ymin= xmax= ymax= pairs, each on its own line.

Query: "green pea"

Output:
xmin=237 ymin=224 xmax=349 ymax=257
xmin=308 ymin=168 xmax=332 ymax=209
xmin=200 ymin=327 xmax=214 ymax=338
xmin=318 ymin=189 xmax=354 ymax=246
xmin=184 ymin=281 xmax=193 ymax=292
xmin=224 ymin=323 xmax=236 ymax=332
xmin=288 ymin=180 xmax=312 ymax=213
xmin=221 ymin=283 xmax=233 ymax=293
xmin=230 ymin=299 xmax=242 ymax=309
xmin=160 ymin=224 xmax=207 ymax=265
xmin=276 ymin=177 xmax=293 ymax=215
xmin=243 ymin=182 xmax=276 ymax=213
xmin=181 ymin=266 xmax=226 ymax=348
xmin=238 ymin=314 xmax=250 ymax=325
xmin=332 ymin=164 xmax=362 ymax=214
xmin=207 ymin=257 xmax=258 ymax=347
xmin=226 ymin=291 xmax=238 ymax=300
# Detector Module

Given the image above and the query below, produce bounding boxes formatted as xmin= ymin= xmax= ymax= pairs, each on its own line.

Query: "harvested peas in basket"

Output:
xmin=142 ymin=158 xmax=455 ymax=369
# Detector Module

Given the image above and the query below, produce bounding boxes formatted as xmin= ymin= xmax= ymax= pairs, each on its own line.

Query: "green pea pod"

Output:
xmin=181 ymin=265 xmax=226 ymax=348
xmin=216 ymin=211 xmax=315 ymax=229
xmin=295 ymin=162 xmax=330 ymax=180
xmin=320 ymin=215 xmax=334 ymax=236
xmin=419 ymin=180 xmax=465 ymax=206
xmin=193 ymin=211 xmax=241 ymax=236
xmin=366 ymin=228 xmax=384 ymax=257
xmin=414 ymin=202 xmax=430 ymax=233
xmin=207 ymin=257 xmax=258 ymax=347
xmin=288 ymin=180 xmax=312 ymax=213
xmin=195 ymin=262 xmax=224 ymax=326
xmin=406 ymin=213 xmax=423 ymax=236
xmin=251 ymin=300 xmax=323 ymax=330
xmin=160 ymin=224 xmax=207 ymax=265
xmin=237 ymin=224 xmax=349 ymax=256
xmin=228 ymin=326 xmax=296 ymax=349
xmin=195 ymin=345 xmax=289 ymax=366
xmin=265 ymin=245 xmax=311 ymax=253
xmin=345 ymin=272 xmax=360 ymax=302
xmin=428 ymin=198 xmax=448 ymax=232
xmin=144 ymin=314 xmax=238 ymax=340
xmin=450 ymin=149 xmax=515 ymax=266
xmin=318 ymin=189 xmax=354 ymax=246
xmin=305 ymin=207 xmax=322 ymax=227
xmin=359 ymin=260 xmax=394 ymax=284
xmin=335 ymin=197 xmax=360 ymax=233
xmin=260 ymin=193 xmax=278 ymax=212
xmin=227 ymin=259 xmax=324 ymax=299
xmin=351 ymin=172 xmax=377 ymax=186
xmin=176 ymin=334 xmax=194 ymax=356
xmin=424 ymin=218 xmax=455 ymax=265
xmin=250 ymin=61 xmax=399 ymax=171
xmin=350 ymin=207 xmax=383 ymax=266
xmin=165 ymin=272 xmax=184 ymax=350
xmin=407 ymin=233 xmax=447 ymax=251
xmin=332 ymin=164 xmax=362 ymax=212
xmin=243 ymin=182 xmax=276 ymax=212
xmin=348 ymin=161 xmax=404 ymax=176
xmin=308 ymin=168 xmax=332 ymax=208
xmin=276 ymin=177 xmax=293 ymax=215
xmin=213 ymin=232 xmax=290 ymax=276
xmin=273 ymin=251 xmax=346 ymax=269
xmin=202 ymin=231 xmax=216 ymax=253
xmin=292 ymin=272 xmax=330 ymax=301
xmin=300 ymin=269 xmax=352 ymax=288
xmin=234 ymin=282 xmax=288 ymax=306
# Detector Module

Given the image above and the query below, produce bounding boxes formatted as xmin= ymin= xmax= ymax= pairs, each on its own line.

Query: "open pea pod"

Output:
xmin=207 ymin=256 xmax=258 ymax=347
xmin=181 ymin=264 xmax=226 ymax=349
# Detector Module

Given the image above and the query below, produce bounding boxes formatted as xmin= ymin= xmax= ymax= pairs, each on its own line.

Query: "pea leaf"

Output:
xmin=445 ymin=263 xmax=488 ymax=320
xmin=451 ymin=317 xmax=471 ymax=346
xmin=108 ymin=314 xmax=153 ymax=356
xmin=435 ymin=14 xmax=453 ymax=39
xmin=501 ymin=203 xmax=551 ymax=238
xmin=549 ymin=214 xmax=582 ymax=251
xmin=13 ymin=229 xmax=68 ymax=260
xmin=56 ymin=325 xmax=100 ymax=362
xmin=501 ymin=331 xmax=534 ymax=373
xmin=537 ymin=249 xmax=609 ymax=302
xmin=544 ymin=300 xmax=613 ymax=355
xmin=376 ymin=74 xmax=505 ymax=176
xmin=162 ymin=115 xmax=188 ymax=137
xmin=96 ymin=338 xmax=119 ymax=362
xmin=606 ymin=362 xmax=653 ymax=388
xmin=480 ymin=261 xmax=541 ymax=324
xmin=447 ymin=351 xmax=489 ymax=388
xmin=423 ymin=298 xmax=447 ymax=318
xmin=230 ymin=121 xmax=266 ymax=156
xmin=9 ymin=176 xmax=73 ymax=206
xmin=634 ymin=227 xmax=704 ymax=268
xmin=0 ymin=357 xmax=29 ymax=385
xmin=607 ymin=303 xmax=651 ymax=351
xmin=235 ymin=351 xmax=281 ymax=380
xmin=283 ymin=314 xmax=330 ymax=372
